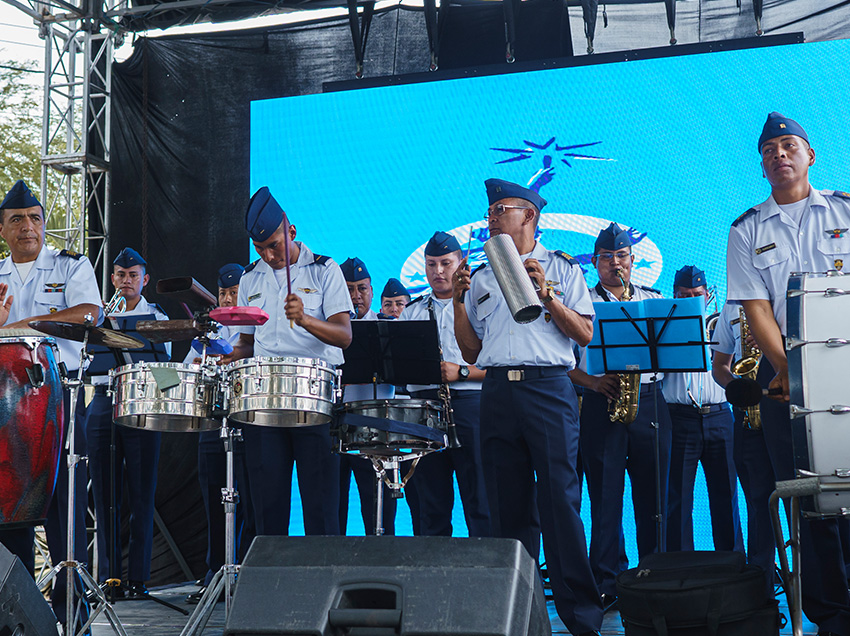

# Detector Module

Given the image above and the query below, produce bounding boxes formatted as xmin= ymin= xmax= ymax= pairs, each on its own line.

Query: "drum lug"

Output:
xmin=254 ymin=376 xmax=263 ymax=392
xmin=310 ymin=378 xmax=320 ymax=395
xmin=26 ymin=363 xmax=45 ymax=389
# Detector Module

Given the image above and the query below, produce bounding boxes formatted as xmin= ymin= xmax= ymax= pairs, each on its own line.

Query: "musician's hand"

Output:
xmin=284 ymin=294 xmax=305 ymax=326
xmin=768 ymin=366 xmax=790 ymax=402
xmin=594 ymin=373 xmax=621 ymax=401
xmin=745 ymin=333 xmax=758 ymax=349
xmin=452 ymin=257 xmax=471 ymax=304
xmin=0 ymin=284 xmax=14 ymax=327
xmin=441 ymin=361 xmax=460 ymax=383
xmin=524 ymin=258 xmax=547 ymax=298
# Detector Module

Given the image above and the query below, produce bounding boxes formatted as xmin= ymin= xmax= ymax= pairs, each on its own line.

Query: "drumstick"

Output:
xmin=283 ymin=217 xmax=293 ymax=328
xmin=465 ymin=229 xmax=473 ymax=262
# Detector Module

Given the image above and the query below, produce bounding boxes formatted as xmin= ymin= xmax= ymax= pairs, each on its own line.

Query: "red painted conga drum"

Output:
xmin=0 ymin=330 xmax=64 ymax=527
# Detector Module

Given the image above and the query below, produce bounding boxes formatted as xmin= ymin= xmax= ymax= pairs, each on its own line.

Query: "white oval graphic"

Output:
xmin=400 ymin=214 xmax=662 ymax=296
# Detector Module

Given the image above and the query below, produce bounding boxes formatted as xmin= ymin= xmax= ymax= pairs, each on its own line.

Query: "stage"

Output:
xmin=88 ymin=580 xmax=817 ymax=635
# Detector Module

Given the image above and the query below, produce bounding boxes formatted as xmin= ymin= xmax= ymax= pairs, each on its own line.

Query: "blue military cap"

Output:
xmin=673 ymin=265 xmax=707 ymax=289
xmin=594 ymin=222 xmax=632 ymax=253
xmin=246 ymin=187 xmax=286 ymax=241
xmin=218 ymin=263 xmax=244 ymax=288
xmin=381 ymin=278 xmax=410 ymax=299
xmin=484 ymin=178 xmax=547 ymax=211
xmin=424 ymin=231 xmax=461 ymax=256
xmin=113 ymin=247 xmax=146 ymax=268
xmin=758 ymin=112 xmax=808 ymax=152
xmin=0 ymin=180 xmax=42 ymax=211
xmin=340 ymin=257 xmax=370 ymax=282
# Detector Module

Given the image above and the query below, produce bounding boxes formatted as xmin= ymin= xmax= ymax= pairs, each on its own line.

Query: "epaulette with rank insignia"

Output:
xmin=553 ymin=250 xmax=579 ymax=266
xmin=638 ymin=285 xmax=661 ymax=295
xmin=828 ymin=190 xmax=850 ymax=200
xmin=406 ymin=295 xmax=426 ymax=306
xmin=243 ymin=259 xmax=259 ymax=273
xmin=313 ymin=254 xmax=329 ymax=265
xmin=731 ymin=207 xmax=757 ymax=228
xmin=59 ymin=249 xmax=83 ymax=260
xmin=470 ymin=263 xmax=487 ymax=277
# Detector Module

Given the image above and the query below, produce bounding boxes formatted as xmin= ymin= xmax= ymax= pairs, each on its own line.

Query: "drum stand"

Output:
xmin=37 ymin=322 xmax=128 ymax=636
xmin=180 ymin=418 xmax=241 ymax=636
xmin=366 ymin=455 xmax=421 ymax=536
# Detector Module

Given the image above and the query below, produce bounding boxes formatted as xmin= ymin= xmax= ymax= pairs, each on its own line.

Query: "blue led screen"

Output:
xmin=250 ymin=38 xmax=850 ymax=547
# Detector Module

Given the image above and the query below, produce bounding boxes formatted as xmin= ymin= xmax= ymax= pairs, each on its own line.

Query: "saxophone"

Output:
xmin=731 ymin=306 xmax=762 ymax=430
xmin=608 ymin=271 xmax=641 ymax=425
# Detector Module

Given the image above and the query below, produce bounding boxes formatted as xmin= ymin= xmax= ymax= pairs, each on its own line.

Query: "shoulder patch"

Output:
xmin=470 ymin=263 xmax=487 ymax=277
xmin=828 ymin=190 xmax=850 ymax=200
xmin=243 ymin=259 xmax=259 ymax=273
xmin=59 ymin=249 xmax=83 ymax=260
xmin=638 ymin=285 xmax=661 ymax=295
xmin=731 ymin=207 xmax=757 ymax=228
xmin=313 ymin=254 xmax=330 ymax=265
xmin=406 ymin=295 xmax=426 ymax=306
xmin=553 ymin=250 xmax=579 ymax=266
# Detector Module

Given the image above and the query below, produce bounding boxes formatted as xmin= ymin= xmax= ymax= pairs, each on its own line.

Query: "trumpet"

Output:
xmin=104 ymin=289 xmax=127 ymax=315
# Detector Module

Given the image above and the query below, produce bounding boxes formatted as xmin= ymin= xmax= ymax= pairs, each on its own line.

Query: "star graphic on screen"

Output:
xmin=634 ymin=259 xmax=656 ymax=270
xmin=490 ymin=137 xmax=615 ymax=192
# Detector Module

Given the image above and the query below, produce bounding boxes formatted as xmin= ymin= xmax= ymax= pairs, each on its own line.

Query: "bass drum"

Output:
xmin=335 ymin=399 xmax=447 ymax=456
xmin=111 ymin=362 xmax=220 ymax=432
xmin=0 ymin=330 xmax=64 ymax=527
xmin=227 ymin=357 xmax=338 ymax=427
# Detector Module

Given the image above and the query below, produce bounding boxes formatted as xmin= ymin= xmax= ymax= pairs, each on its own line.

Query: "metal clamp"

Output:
xmin=790 ymin=404 xmax=850 ymax=418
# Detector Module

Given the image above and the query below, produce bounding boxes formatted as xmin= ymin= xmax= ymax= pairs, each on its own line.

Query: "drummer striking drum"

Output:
xmin=223 ymin=187 xmax=353 ymax=536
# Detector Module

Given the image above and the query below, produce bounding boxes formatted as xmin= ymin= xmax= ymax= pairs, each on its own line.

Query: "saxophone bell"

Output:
xmin=732 ymin=306 xmax=762 ymax=430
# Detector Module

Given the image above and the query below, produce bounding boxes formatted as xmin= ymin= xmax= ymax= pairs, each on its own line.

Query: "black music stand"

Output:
xmin=586 ymin=296 xmax=710 ymax=551
xmin=337 ymin=320 xmax=444 ymax=535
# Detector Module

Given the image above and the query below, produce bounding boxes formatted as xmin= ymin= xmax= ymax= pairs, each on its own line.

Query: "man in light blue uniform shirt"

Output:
xmin=338 ymin=256 xmax=397 ymax=536
xmin=225 ymin=187 xmax=352 ymax=536
xmin=453 ymin=179 xmax=602 ymax=636
xmin=568 ymin=222 xmax=672 ymax=607
xmin=400 ymin=231 xmax=490 ymax=538
xmin=185 ymin=263 xmax=255 ymax=604
xmin=711 ymin=300 xmax=776 ymax=588
xmin=0 ymin=180 xmax=102 ymax=628
xmin=726 ymin=112 xmax=850 ymax=635
xmin=84 ymin=247 xmax=169 ymax=599
xmin=662 ymin=265 xmax=742 ymax=554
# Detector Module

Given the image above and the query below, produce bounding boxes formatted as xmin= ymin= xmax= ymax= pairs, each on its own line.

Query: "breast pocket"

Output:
xmin=34 ymin=291 xmax=65 ymax=314
xmin=301 ymin=290 xmax=324 ymax=317
xmin=817 ymin=237 xmax=850 ymax=267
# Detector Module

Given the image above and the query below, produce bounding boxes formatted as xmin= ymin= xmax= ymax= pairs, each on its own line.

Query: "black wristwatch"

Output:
xmin=458 ymin=365 xmax=470 ymax=381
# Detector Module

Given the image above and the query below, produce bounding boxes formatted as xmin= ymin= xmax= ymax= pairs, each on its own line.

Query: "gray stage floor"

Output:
xmin=90 ymin=581 xmax=817 ymax=635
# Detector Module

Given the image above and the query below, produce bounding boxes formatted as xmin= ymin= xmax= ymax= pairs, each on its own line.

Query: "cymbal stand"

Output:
xmin=37 ymin=318 xmax=128 ymax=636
xmin=181 ymin=365 xmax=238 ymax=636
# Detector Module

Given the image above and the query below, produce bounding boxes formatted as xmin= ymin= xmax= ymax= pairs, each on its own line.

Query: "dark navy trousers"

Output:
xmin=580 ymin=384 xmax=672 ymax=596
xmin=666 ymin=403 xmax=744 ymax=552
xmin=481 ymin=368 xmax=602 ymax=634
xmin=409 ymin=389 xmax=490 ymax=537
xmin=85 ymin=390 xmax=160 ymax=582
xmin=242 ymin=423 xmax=340 ymax=536
xmin=338 ymin=454 xmax=397 ymax=535
xmin=757 ymin=361 xmax=850 ymax=635
xmin=732 ymin=409 xmax=777 ymax=584
xmin=197 ymin=428 xmax=255 ymax=585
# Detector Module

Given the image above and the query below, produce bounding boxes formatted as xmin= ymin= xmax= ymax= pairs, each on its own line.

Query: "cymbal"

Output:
xmin=136 ymin=319 xmax=201 ymax=343
xmin=28 ymin=320 xmax=145 ymax=350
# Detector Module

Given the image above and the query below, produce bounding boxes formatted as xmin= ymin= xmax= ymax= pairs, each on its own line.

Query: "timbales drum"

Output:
xmin=226 ymin=357 xmax=338 ymax=427
xmin=787 ymin=271 xmax=850 ymax=516
xmin=111 ymin=362 xmax=221 ymax=432
xmin=0 ymin=331 xmax=64 ymax=527
xmin=334 ymin=399 xmax=448 ymax=457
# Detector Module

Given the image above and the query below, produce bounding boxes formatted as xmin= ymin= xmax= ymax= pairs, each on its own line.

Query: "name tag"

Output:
xmin=477 ymin=293 xmax=490 ymax=304
xmin=755 ymin=243 xmax=776 ymax=255
xmin=248 ymin=293 xmax=262 ymax=302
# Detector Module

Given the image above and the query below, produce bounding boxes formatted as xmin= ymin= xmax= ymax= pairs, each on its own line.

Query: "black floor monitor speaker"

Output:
xmin=225 ymin=536 xmax=550 ymax=636
xmin=0 ymin=543 xmax=57 ymax=636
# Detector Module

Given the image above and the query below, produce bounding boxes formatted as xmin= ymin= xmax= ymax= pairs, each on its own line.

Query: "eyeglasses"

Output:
xmin=484 ymin=204 xmax=528 ymax=219
xmin=595 ymin=251 xmax=631 ymax=261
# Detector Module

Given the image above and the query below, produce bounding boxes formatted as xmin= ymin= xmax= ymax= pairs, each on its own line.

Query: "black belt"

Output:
xmin=639 ymin=381 xmax=663 ymax=395
xmin=93 ymin=384 xmax=109 ymax=395
xmin=410 ymin=388 xmax=476 ymax=400
xmin=486 ymin=366 xmax=567 ymax=382
xmin=668 ymin=402 xmax=729 ymax=415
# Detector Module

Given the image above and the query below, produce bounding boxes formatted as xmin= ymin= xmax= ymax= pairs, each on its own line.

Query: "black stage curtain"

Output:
xmin=109 ymin=0 xmax=570 ymax=585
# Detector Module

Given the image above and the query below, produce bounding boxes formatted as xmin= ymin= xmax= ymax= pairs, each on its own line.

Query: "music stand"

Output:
xmin=337 ymin=321 xmax=444 ymax=535
xmin=586 ymin=296 xmax=710 ymax=550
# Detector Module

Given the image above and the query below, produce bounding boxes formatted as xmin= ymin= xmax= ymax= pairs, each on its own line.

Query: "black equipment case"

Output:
xmin=616 ymin=551 xmax=782 ymax=636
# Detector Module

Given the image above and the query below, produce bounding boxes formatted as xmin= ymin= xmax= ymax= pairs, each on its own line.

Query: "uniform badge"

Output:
xmin=44 ymin=283 xmax=65 ymax=293
xmin=49 ymin=307 xmax=57 ymax=313
xmin=755 ymin=243 xmax=776 ymax=255
xmin=247 ymin=293 xmax=262 ymax=302
xmin=825 ymin=228 xmax=849 ymax=239
xmin=233 ymin=380 xmax=243 ymax=397
xmin=544 ymin=313 xmax=552 ymax=323
xmin=298 ymin=287 xmax=317 ymax=294
xmin=477 ymin=293 xmax=490 ymax=305
xmin=836 ymin=259 xmax=844 ymax=271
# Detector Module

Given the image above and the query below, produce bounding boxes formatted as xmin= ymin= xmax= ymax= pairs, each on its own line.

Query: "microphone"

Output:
xmin=725 ymin=377 xmax=783 ymax=407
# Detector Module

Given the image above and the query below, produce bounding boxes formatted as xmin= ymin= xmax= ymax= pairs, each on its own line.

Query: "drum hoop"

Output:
xmin=114 ymin=362 xmax=205 ymax=375
xmin=227 ymin=356 xmax=335 ymax=372
xmin=340 ymin=398 xmax=443 ymax=411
